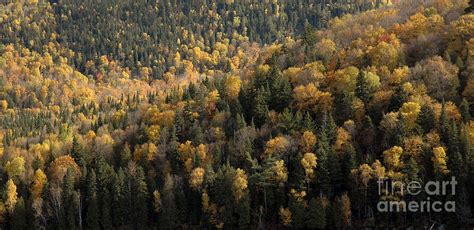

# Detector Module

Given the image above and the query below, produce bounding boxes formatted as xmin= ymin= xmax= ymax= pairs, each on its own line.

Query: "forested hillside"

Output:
xmin=0 ymin=0 xmax=473 ymax=229
xmin=1 ymin=0 xmax=384 ymax=78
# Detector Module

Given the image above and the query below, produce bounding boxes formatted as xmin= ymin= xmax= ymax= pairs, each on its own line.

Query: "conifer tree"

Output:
xmin=160 ymin=174 xmax=178 ymax=229
xmin=302 ymin=112 xmax=316 ymax=132
xmin=111 ymin=169 xmax=126 ymax=227
xmin=356 ymin=71 xmax=372 ymax=105
xmin=306 ymin=197 xmax=326 ymax=229
xmin=324 ymin=114 xmax=338 ymax=145
xmin=11 ymin=198 xmax=26 ymax=230
xmin=71 ymin=136 xmax=86 ymax=170
xmin=253 ymin=87 xmax=269 ymax=128
xmin=334 ymin=92 xmax=354 ymax=124
xmin=460 ymin=98 xmax=471 ymax=123
xmin=447 ymin=121 xmax=467 ymax=182
xmin=417 ymin=104 xmax=435 ymax=134
xmin=278 ymin=109 xmax=296 ymax=134
xmin=119 ymin=143 xmax=132 ymax=168
xmin=439 ymin=102 xmax=449 ymax=144
xmin=86 ymin=171 xmax=99 ymax=230
xmin=96 ymin=156 xmax=113 ymax=229
xmin=132 ymin=167 xmax=149 ymax=229
xmin=394 ymin=111 xmax=407 ymax=146
xmin=341 ymin=143 xmax=357 ymax=191
xmin=388 ymin=85 xmax=408 ymax=111
xmin=270 ymin=72 xmax=293 ymax=112
xmin=289 ymin=197 xmax=307 ymax=229
xmin=316 ymin=131 xmax=331 ymax=196
xmin=62 ymin=169 xmax=79 ymax=230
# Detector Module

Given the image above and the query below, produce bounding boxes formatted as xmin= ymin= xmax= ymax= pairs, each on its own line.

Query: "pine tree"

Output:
xmin=86 ymin=171 xmax=99 ymax=230
xmin=111 ymin=169 xmax=126 ymax=227
xmin=460 ymin=125 xmax=472 ymax=164
xmin=71 ymin=136 xmax=86 ymax=170
xmin=316 ymin=131 xmax=332 ymax=196
xmin=460 ymin=98 xmax=471 ymax=124
xmin=132 ymin=167 xmax=149 ymax=229
xmin=252 ymin=87 xmax=269 ymax=128
xmin=447 ymin=121 xmax=467 ymax=182
xmin=394 ymin=111 xmax=407 ymax=146
xmin=341 ymin=143 xmax=357 ymax=191
xmin=402 ymin=157 xmax=420 ymax=183
xmin=62 ymin=169 xmax=78 ymax=230
xmin=359 ymin=116 xmax=376 ymax=157
xmin=96 ymin=156 xmax=113 ymax=230
xmin=439 ymin=102 xmax=449 ymax=144
xmin=328 ymin=152 xmax=343 ymax=195
xmin=235 ymin=113 xmax=247 ymax=130
xmin=302 ymin=112 xmax=316 ymax=132
xmin=306 ymin=197 xmax=326 ymax=229
xmin=388 ymin=85 xmax=408 ymax=112
xmin=160 ymin=174 xmax=178 ymax=229
xmin=356 ymin=71 xmax=372 ymax=105
xmin=324 ymin=113 xmax=338 ymax=145
xmin=289 ymin=197 xmax=307 ymax=229
xmin=302 ymin=22 xmax=317 ymax=47
xmin=417 ymin=104 xmax=435 ymax=134
xmin=334 ymin=92 xmax=354 ymax=125
xmin=270 ymin=72 xmax=292 ymax=112
xmin=11 ymin=198 xmax=26 ymax=230
xmin=236 ymin=195 xmax=250 ymax=230
xmin=278 ymin=108 xmax=296 ymax=134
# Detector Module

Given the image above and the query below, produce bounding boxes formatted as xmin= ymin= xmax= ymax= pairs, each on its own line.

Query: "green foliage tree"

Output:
xmin=306 ymin=197 xmax=326 ymax=229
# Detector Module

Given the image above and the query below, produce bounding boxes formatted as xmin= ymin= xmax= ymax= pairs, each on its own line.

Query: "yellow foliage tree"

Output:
xmin=314 ymin=38 xmax=336 ymax=63
xmin=205 ymin=90 xmax=220 ymax=116
xmin=301 ymin=152 xmax=317 ymax=178
xmin=301 ymin=131 xmax=317 ymax=152
xmin=189 ymin=167 xmax=206 ymax=190
xmin=31 ymin=169 xmax=47 ymax=199
xmin=272 ymin=160 xmax=288 ymax=186
xmin=153 ymin=190 xmax=162 ymax=213
xmin=133 ymin=143 xmax=158 ymax=161
xmin=279 ymin=207 xmax=292 ymax=226
xmin=371 ymin=160 xmax=386 ymax=179
xmin=225 ymin=75 xmax=241 ymax=100
xmin=352 ymin=163 xmax=373 ymax=188
xmin=146 ymin=106 xmax=176 ymax=128
xmin=178 ymin=140 xmax=196 ymax=162
xmin=394 ymin=12 xmax=444 ymax=41
xmin=0 ymin=100 xmax=7 ymax=111
xmin=432 ymin=147 xmax=449 ymax=175
xmin=196 ymin=144 xmax=207 ymax=161
xmin=400 ymin=102 xmax=421 ymax=130
xmin=383 ymin=146 xmax=403 ymax=169
xmin=232 ymin=168 xmax=248 ymax=201
xmin=147 ymin=125 xmax=161 ymax=143
xmin=5 ymin=179 xmax=17 ymax=213
xmin=293 ymin=83 xmax=333 ymax=113
xmin=333 ymin=127 xmax=351 ymax=155
xmin=265 ymin=136 xmax=290 ymax=156
xmin=403 ymin=136 xmax=424 ymax=162
xmin=339 ymin=193 xmax=352 ymax=228
xmin=5 ymin=156 xmax=25 ymax=179
xmin=331 ymin=66 xmax=359 ymax=93
xmin=368 ymin=41 xmax=401 ymax=70
xmin=48 ymin=155 xmax=81 ymax=182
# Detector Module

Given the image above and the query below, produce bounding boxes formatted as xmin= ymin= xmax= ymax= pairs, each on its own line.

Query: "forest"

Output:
xmin=0 ymin=0 xmax=473 ymax=229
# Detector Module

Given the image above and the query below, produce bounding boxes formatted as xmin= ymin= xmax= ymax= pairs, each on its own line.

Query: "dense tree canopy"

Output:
xmin=0 ymin=0 xmax=472 ymax=229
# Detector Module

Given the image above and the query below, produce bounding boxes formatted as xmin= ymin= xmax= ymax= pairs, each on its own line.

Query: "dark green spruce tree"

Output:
xmin=306 ymin=197 xmax=327 ymax=229
xmin=86 ymin=170 xmax=99 ymax=230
